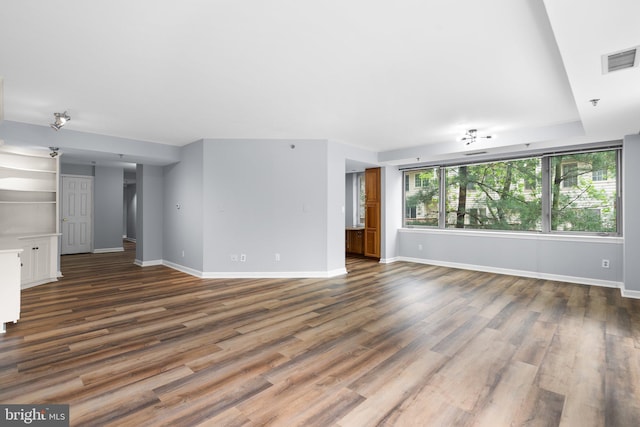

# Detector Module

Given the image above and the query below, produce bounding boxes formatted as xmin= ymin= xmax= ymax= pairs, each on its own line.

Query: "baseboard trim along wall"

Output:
xmin=396 ymin=256 xmax=634 ymax=298
xmin=621 ymin=286 xmax=640 ymax=299
xmin=201 ymin=268 xmax=348 ymax=279
xmin=133 ymin=255 xmax=638 ymax=298
xmin=145 ymin=260 xmax=348 ymax=279
xmin=134 ymin=259 xmax=163 ymax=267
xmin=21 ymin=278 xmax=58 ymax=290
xmin=93 ymin=247 xmax=124 ymax=254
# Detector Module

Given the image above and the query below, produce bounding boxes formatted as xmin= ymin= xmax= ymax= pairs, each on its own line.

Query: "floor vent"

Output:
xmin=603 ymin=47 xmax=638 ymax=73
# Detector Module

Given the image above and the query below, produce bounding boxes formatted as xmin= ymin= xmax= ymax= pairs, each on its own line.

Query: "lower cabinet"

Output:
xmin=19 ymin=236 xmax=57 ymax=288
xmin=0 ymin=250 xmax=21 ymax=333
xmin=346 ymin=229 xmax=364 ymax=255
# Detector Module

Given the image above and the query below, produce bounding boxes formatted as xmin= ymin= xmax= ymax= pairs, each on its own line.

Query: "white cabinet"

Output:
xmin=19 ymin=237 xmax=54 ymax=287
xmin=0 ymin=146 xmax=59 ymax=290
xmin=0 ymin=249 xmax=22 ymax=333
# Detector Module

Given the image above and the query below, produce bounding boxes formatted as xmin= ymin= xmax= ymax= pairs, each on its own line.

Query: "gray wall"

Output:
xmin=163 ymin=140 xmax=204 ymax=271
xmin=345 ymin=173 xmax=357 ymax=228
xmin=1 ymin=120 xmax=179 ymax=165
xmin=202 ymin=139 xmax=329 ymax=273
xmin=327 ymin=141 xmax=346 ymax=273
xmin=124 ymin=184 xmax=137 ymax=240
xmin=398 ymin=230 xmax=623 ymax=285
xmin=160 ymin=138 xmax=378 ymax=276
xmin=60 ymin=163 xmax=95 ymax=176
xmin=623 ymin=134 xmax=640 ymax=292
xmin=136 ymin=165 xmax=164 ymax=263
xmin=381 ymin=166 xmax=402 ymax=262
xmin=94 ymin=166 xmax=124 ymax=250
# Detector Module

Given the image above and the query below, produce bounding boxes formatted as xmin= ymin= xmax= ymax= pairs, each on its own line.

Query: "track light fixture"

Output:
xmin=460 ymin=129 xmax=492 ymax=145
xmin=50 ymin=111 xmax=71 ymax=130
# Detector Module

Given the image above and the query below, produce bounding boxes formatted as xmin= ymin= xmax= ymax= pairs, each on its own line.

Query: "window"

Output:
xmin=402 ymin=147 xmax=620 ymax=235
xmin=592 ymin=169 xmax=607 ymax=181
xmin=403 ymin=167 xmax=439 ymax=227
xmin=445 ymin=159 xmax=542 ymax=231
xmin=551 ymin=151 xmax=617 ymax=233
xmin=357 ymin=173 xmax=366 ymax=226
xmin=562 ymin=163 xmax=578 ymax=188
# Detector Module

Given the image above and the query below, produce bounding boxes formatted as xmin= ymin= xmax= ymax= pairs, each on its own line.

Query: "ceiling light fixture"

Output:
xmin=460 ymin=129 xmax=492 ymax=145
xmin=589 ymin=98 xmax=600 ymax=106
xmin=48 ymin=147 xmax=59 ymax=158
xmin=50 ymin=111 xmax=71 ymax=130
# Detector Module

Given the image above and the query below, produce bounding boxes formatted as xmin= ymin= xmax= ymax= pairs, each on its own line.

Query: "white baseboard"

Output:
xmin=380 ymin=257 xmax=400 ymax=264
xmin=162 ymin=260 xmax=204 ymax=278
xmin=200 ymin=267 xmax=348 ymax=279
xmin=93 ymin=247 xmax=124 ymax=254
xmin=621 ymin=284 xmax=640 ymax=299
xmin=398 ymin=256 xmax=623 ymax=290
xmin=124 ymin=237 xmax=137 ymax=243
xmin=134 ymin=259 xmax=163 ymax=267
xmin=160 ymin=260 xmax=348 ymax=279
xmin=21 ymin=277 xmax=58 ymax=290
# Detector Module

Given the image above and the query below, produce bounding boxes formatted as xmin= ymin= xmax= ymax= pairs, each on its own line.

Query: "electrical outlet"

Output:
xmin=182 ymin=250 xmax=185 ymax=258
xmin=602 ymin=259 xmax=610 ymax=269
xmin=418 ymin=244 xmax=423 ymax=251
xmin=275 ymin=253 xmax=280 ymax=262
xmin=240 ymin=254 xmax=247 ymax=262
xmin=230 ymin=254 xmax=238 ymax=262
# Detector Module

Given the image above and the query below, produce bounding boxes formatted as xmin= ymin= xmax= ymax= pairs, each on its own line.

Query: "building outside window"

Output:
xmin=357 ymin=173 xmax=366 ymax=226
xmin=404 ymin=167 xmax=439 ymax=227
xmin=551 ymin=150 xmax=617 ymax=232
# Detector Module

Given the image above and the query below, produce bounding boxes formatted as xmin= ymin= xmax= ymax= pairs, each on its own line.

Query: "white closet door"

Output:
xmin=61 ymin=176 xmax=93 ymax=254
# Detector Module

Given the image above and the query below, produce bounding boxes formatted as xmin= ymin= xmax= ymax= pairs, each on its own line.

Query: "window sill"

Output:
xmin=398 ymin=227 xmax=623 ymax=244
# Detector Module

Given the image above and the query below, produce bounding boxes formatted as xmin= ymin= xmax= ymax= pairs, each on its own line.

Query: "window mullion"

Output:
xmin=541 ymin=156 xmax=551 ymax=233
xmin=438 ymin=167 xmax=446 ymax=228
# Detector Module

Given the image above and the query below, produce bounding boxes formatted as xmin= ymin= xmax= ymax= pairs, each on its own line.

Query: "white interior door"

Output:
xmin=61 ymin=175 xmax=93 ymax=254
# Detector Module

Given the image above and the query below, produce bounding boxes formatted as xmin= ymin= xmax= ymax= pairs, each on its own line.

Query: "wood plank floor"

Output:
xmin=2 ymin=243 xmax=640 ymax=426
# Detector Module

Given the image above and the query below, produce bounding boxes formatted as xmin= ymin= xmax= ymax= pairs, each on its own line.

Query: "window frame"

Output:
xmin=401 ymin=145 xmax=622 ymax=237
xmin=356 ymin=172 xmax=366 ymax=227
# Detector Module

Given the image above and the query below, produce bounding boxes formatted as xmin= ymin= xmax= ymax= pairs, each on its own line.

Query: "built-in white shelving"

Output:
xmin=0 ymin=145 xmax=60 ymax=301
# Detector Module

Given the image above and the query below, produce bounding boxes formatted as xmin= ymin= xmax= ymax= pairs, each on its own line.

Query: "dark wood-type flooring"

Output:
xmin=1 ymin=242 xmax=640 ymax=426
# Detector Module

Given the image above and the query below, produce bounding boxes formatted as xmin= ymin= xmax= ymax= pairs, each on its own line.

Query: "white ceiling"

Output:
xmin=0 ymin=0 xmax=639 ymax=160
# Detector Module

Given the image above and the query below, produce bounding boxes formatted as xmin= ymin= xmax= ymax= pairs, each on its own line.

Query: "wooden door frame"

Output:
xmin=364 ymin=167 xmax=381 ymax=259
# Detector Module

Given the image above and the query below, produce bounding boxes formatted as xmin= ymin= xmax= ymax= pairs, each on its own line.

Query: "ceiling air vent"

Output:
xmin=603 ymin=47 xmax=638 ymax=73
